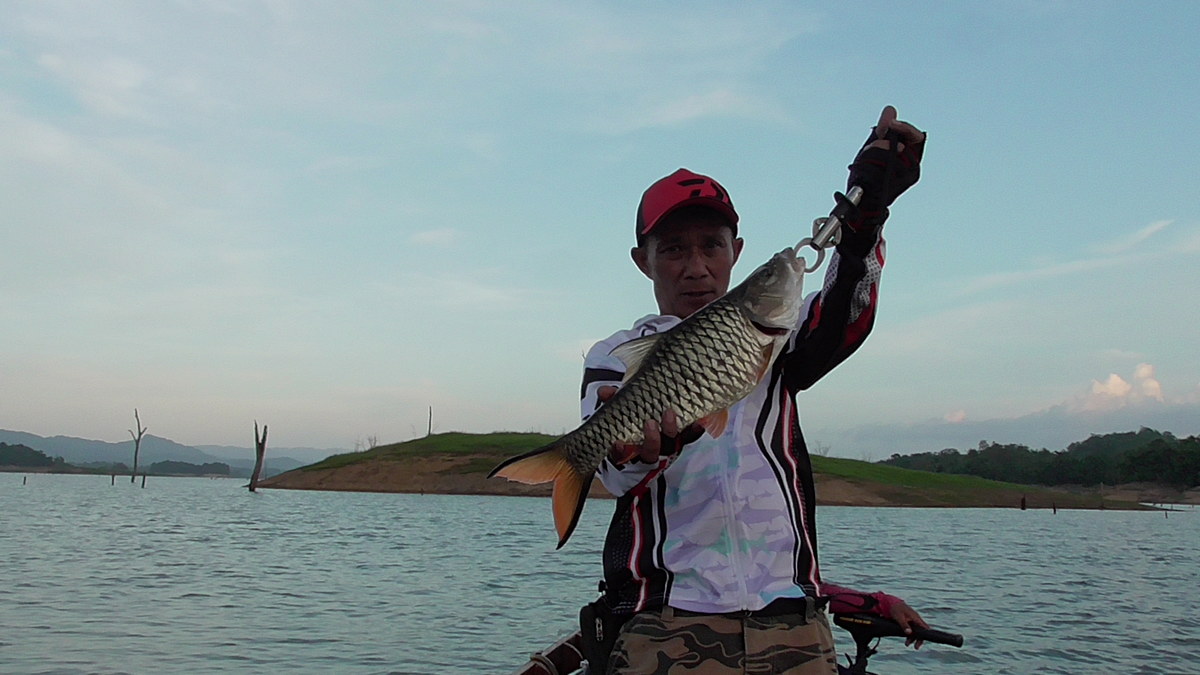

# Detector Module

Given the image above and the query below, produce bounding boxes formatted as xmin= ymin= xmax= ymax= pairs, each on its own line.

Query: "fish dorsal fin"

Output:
xmin=698 ymin=409 xmax=730 ymax=438
xmin=609 ymin=334 xmax=663 ymax=381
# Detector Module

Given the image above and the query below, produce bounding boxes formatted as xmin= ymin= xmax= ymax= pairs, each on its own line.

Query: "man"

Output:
xmin=580 ymin=107 xmax=927 ymax=674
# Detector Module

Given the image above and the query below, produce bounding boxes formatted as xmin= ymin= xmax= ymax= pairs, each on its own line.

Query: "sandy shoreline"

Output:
xmin=258 ymin=455 xmax=1199 ymax=508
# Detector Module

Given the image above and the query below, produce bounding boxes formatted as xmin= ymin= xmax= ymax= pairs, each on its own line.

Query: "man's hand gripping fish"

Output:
xmin=488 ymin=247 xmax=807 ymax=548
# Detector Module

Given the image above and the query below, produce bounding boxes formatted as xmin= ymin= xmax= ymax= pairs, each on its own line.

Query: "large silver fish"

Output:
xmin=489 ymin=247 xmax=807 ymax=547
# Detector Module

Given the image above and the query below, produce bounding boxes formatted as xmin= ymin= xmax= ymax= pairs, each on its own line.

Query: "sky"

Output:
xmin=2 ymin=1 xmax=1198 ymax=459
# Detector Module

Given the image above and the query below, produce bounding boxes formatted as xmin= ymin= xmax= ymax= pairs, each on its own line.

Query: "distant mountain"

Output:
xmin=0 ymin=430 xmax=320 ymax=478
xmin=195 ymin=444 xmax=342 ymax=465
xmin=216 ymin=455 xmax=308 ymax=476
xmin=0 ymin=429 xmax=214 ymax=465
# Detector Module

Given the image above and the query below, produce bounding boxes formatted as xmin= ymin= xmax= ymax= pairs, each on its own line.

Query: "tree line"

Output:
xmin=0 ymin=443 xmax=229 ymax=476
xmin=879 ymin=428 xmax=1200 ymax=488
xmin=0 ymin=442 xmax=68 ymax=469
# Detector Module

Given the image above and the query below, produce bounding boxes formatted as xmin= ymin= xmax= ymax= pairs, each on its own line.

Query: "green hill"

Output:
xmin=262 ymin=432 xmax=1155 ymax=509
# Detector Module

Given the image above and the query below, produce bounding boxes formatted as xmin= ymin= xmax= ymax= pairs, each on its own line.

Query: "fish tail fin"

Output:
xmin=488 ymin=441 xmax=593 ymax=548
xmin=551 ymin=468 xmax=593 ymax=549
xmin=488 ymin=441 xmax=569 ymax=484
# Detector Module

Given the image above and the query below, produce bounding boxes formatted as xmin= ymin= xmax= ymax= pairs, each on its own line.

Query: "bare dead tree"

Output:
xmin=249 ymin=421 xmax=268 ymax=492
xmin=128 ymin=408 xmax=148 ymax=483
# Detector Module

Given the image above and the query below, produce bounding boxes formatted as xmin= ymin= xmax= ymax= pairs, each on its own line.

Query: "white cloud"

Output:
xmin=944 ymin=410 xmax=967 ymax=423
xmin=1090 ymin=219 xmax=1172 ymax=256
xmin=369 ymin=271 xmax=556 ymax=311
xmin=0 ymin=100 xmax=268 ymax=301
xmin=591 ymin=88 xmax=789 ymax=135
xmin=1072 ymin=363 xmax=1165 ymax=412
xmin=410 ymin=228 xmax=460 ymax=246
xmin=955 ymin=257 xmax=1115 ymax=297
xmin=953 ymin=219 xmax=1194 ymax=299
xmin=1134 ymin=363 xmax=1164 ymax=401
xmin=304 ymin=155 xmax=386 ymax=176
xmin=1089 ymin=373 xmax=1132 ymax=402
xmin=37 ymin=52 xmax=154 ymax=120
xmin=1181 ymin=227 xmax=1200 ymax=253
xmin=7 ymin=1 xmax=817 ymax=147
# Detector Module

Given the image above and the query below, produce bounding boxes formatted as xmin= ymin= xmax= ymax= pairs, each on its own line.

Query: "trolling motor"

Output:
xmin=795 ymin=186 xmax=864 ymax=273
xmin=833 ymin=612 xmax=964 ymax=675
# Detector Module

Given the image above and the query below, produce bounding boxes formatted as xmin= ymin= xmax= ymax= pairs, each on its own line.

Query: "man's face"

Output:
xmin=631 ymin=208 xmax=744 ymax=319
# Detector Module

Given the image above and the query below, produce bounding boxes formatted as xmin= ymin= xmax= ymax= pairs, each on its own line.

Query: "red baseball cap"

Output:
xmin=635 ymin=168 xmax=738 ymax=245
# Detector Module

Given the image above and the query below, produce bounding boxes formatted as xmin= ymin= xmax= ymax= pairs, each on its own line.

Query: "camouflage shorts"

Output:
xmin=605 ymin=605 xmax=838 ymax=675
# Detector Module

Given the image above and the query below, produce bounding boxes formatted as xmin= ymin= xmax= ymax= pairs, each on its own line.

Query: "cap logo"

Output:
xmin=636 ymin=168 xmax=738 ymax=245
xmin=677 ymin=177 xmax=727 ymax=204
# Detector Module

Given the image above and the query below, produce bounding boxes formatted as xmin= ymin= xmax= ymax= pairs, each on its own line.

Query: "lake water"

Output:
xmin=2 ymin=475 xmax=1197 ymax=674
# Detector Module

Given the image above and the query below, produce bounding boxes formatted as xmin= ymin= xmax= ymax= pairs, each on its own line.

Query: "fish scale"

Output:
xmin=490 ymin=247 xmax=805 ymax=547
xmin=573 ymin=306 xmax=765 ymax=470
xmin=594 ymin=304 xmax=768 ymax=444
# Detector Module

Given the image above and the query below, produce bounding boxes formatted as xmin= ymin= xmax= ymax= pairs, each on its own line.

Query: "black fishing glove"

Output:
xmin=846 ymin=119 xmax=926 ymax=225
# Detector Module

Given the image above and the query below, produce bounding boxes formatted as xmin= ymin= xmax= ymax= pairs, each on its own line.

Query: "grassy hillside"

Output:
xmin=808 ymin=455 xmax=1115 ymax=508
xmin=300 ymin=431 xmax=552 ymax=473
xmin=262 ymin=432 xmax=1157 ymax=509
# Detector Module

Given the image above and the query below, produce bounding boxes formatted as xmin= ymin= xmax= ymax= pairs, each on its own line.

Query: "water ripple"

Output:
xmin=2 ymin=476 xmax=1197 ymax=673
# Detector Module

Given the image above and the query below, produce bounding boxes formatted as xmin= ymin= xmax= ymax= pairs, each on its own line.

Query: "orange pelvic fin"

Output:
xmin=698 ymin=409 xmax=730 ymax=438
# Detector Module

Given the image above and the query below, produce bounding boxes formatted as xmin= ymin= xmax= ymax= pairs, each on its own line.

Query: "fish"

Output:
xmin=488 ymin=247 xmax=807 ymax=548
